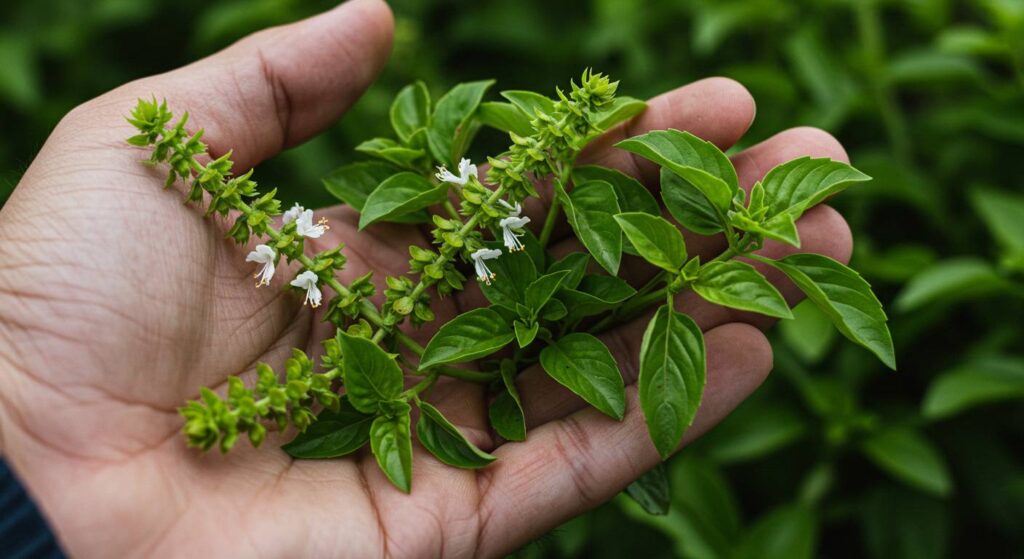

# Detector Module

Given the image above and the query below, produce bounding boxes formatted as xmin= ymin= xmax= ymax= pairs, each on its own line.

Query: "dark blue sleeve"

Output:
xmin=0 ymin=459 xmax=64 ymax=559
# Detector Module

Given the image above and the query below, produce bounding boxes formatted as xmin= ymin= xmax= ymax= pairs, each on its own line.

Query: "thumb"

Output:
xmin=90 ymin=0 xmax=394 ymax=170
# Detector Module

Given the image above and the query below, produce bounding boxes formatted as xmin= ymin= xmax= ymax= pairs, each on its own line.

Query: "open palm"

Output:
xmin=0 ymin=1 xmax=854 ymax=557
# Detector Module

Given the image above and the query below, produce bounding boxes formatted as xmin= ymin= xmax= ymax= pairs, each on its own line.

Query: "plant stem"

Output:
xmin=407 ymin=184 xmax=508 ymax=303
xmin=435 ymin=365 xmax=499 ymax=382
xmin=854 ymin=0 xmax=912 ymax=164
xmin=394 ymin=330 xmax=424 ymax=355
xmin=590 ymin=246 xmax=743 ymax=334
xmin=538 ymin=195 xmax=562 ymax=248
xmin=538 ymin=167 xmax=572 ymax=248
xmin=402 ymin=371 xmax=439 ymax=399
xmin=442 ymin=199 xmax=461 ymax=220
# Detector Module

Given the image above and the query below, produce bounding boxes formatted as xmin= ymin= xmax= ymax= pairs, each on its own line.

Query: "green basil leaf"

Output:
xmin=337 ymin=332 xmax=404 ymax=414
xmin=478 ymin=241 xmax=538 ymax=309
xmin=669 ymin=457 xmax=742 ymax=555
xmin=282 ymin=395 xmax=374 ymax=458
xmin=862 ymin=486 xmax=948 ymax=559
xmin=428 ymin=80 xmax=494 ymax=166
xmin=514 ymin=320 xmax=539 ymax=348
xmin=861 ymin=427 xmax=952 ymax=497
xmin=780 ymin=300 xmax=837 ymax=364
xmin=614 ymin=212 xmax=687 ymax=272
xmin=489 ymin=361 xmax=526 ymax=441
xmin=756 ymin=212 xmax=801 ymax=247
xmin=546 ymin=252 xmax=590 ymax=290
xmin=540 ymin=298 xmax=568 ymax=321
xmin=639 ymin=305 xmax=706 ymax=459
xmin=698 ymin=400 xmax=806 ymax=464
xmin=765 ymin=253 xmax=895 ymax=369
xmin=358 ymin=172 xmax=447 ymax=230
xmin=693 ymin=260 xmax=793 ymax=319
xmin=525 ymin=270 xmax=571 ymax=314
xmin=761 ymin=156 xmax=871 ymax=221
xmin=733 ymin=505 xmax=819 ymax=559
xmin=416 ymin=400 xmax=496 ymax=469
xmin=558 ymin=275 xmax=637 ymax=322
xmin=477 ymin=101 xmax=534 ymax=136
xmin=370 ymin=400 xmax=414 ymax=493
xmin=564 ymin=180 xmax=623 ymax=274
xmin=592 ymin=96 xmax=647 ymax=132
xmin=922 ymin=355 xmax=1024 ymax=420
xmin=322 ymin=160 xmax=397 ymax=211
xmin=970 ymin=186 xmax=1024 ymax=257
xmin=660 ymin=168 xmax=725 ymax=235
xmin=419 ymin=308 xmax=515 ymax=369
xmin=616 ymin=129 xmax=738 ymax=212
xmin=500 ymin=89 xmax=556 ymax=117
xmin=539 ymin=333 xmax=625 ymax=420
xmin=624 ymin=463 xmax=671 ymax=516
xmin=573 ymin=165 xmax=659 ymax=215
xmin=389 ymin=81 xmax=430 ymax=143
xmin=323 ymin=162 xmax=428 ymax=225
xmin=356 ymin=137 xmax=427 ymax=169
xmin=573 ymin=166 xmax=660 ymax=254
xmin=894 ymin=257 xmax=1008 ymax=313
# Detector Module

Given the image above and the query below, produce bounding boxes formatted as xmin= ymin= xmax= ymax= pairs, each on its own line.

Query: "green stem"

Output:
xmin=408 ymin=184 xmax=508 ymax=302
xmin=442 ymin=199 xmax=461 ymax=220
xmin=590 ymin=246 xmax=743 ymax=334
xmin=394 ymin=330 xmax=424 ymax=355
xmin=234 ymin=198 xmax=388 ymax=330
xmin=538 ymin=167 xmax=572 ymax=248
xmin=538 ymin=195 xmax=562 ymax=248
xmin=402 ymin=372 xmax=439 ymax=399
xmin=855 ymin=0 xmax=912 ymax=164
xmin=434 ymin=366 xmax=499 ymax=382
xmin=633 ymin=270 xmax=669 ymax=299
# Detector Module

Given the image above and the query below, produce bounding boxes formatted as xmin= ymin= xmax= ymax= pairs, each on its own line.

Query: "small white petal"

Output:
xmin=246 ymin=244 xmax=277 ymax=286
xmin=499 ymin=216 xmax=531 ymax=252
xmin=470 ymin=248 xmax=501 ymax=284
xmin=282 ymin=203 xmax=304 ymax=224
xmin=435 ymin=166 xmax=459 ymax=184
xmin=498 ymin=199 xmax=523 ymax=217
xmin=471 ymin=248 xmax=502 ymax=260
xmin=499 ymin=216 xmax=531 ymax=229
xmin=457 ymin=158 xmax=478 ymax=182
xmin=289 ymin=270 xmax=322 ymax=307
xmin=295 ymin=209 xmax=328 ymax=238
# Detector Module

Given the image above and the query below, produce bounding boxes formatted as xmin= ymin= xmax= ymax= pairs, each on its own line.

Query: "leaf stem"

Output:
xmin=434 ymin=366 xmax=499 ymax=382
xmin=401 ymin=371 xmax=439 ymax=400
xmin=539 ymin=165 xmax=573 ymax=248
xmin=538 ymin=195 xmax=562 ymax=248
xmin=442 ymin=199 xmax=461 ymax=220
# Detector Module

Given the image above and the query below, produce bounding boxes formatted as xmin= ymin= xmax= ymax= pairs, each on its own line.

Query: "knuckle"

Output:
xmin=551 ymin=415 xmax=602 ymax=507
xmin=784 ymin=126 xmax=849 ymax=163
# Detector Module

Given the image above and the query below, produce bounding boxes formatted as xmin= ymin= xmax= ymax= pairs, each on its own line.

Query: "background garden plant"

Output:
xmin=2 ymin=0 xmax=1023 ymax=557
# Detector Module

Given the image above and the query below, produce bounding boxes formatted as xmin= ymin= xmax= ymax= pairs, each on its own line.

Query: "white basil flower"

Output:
xmin=294 ymin=209 xmax=328 ymax=239
xmin=498 ymin=198 xmax=523 ymax=217
xmin=435 ymin=158 xmax=478 ymax=186
xmin=289 ymin=270 xmax=323 ymax=308
xmin=245 ymin=244 xmax=277 ymax=287
xmin=470 ymin=248 xmax=502 ymax=284
xmin=282 ymin=203 xmax=304 ymax=224
xmin=499 ymin=215 xmax=531 ymax=252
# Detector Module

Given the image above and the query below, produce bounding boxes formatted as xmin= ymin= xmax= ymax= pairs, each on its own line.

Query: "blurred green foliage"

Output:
xmin=2 ymin=0 xmax=1023 ymax=556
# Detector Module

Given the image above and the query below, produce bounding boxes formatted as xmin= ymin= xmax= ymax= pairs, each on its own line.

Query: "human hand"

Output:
xmin=0 ymin=0 xmax=853 ymax=556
